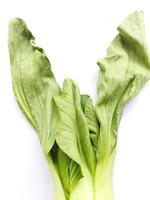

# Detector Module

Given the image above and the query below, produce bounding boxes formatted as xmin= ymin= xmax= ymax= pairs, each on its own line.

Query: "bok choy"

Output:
xmin=9 ymin=11 xmax=150 ymax=200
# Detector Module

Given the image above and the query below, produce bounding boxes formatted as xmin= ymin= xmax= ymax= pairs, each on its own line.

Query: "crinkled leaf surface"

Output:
xmin=9 ymin=18 xmax=60 ymax=153
xmin=96 ymin=11 xmax=150 ymax=159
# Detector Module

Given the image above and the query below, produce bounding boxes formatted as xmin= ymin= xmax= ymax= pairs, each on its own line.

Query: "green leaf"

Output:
xmin=80 ymin=94 xmax=90 ymax=113
xmin=81 ymin=95 xmax=100 ymax=158
xmin=55 ymin=148 xmax=83 ymax=199
xmin=8 ymin=18 xmax=60 ymax=152
xmin=54 ymin=79 xmax=96 ymax=175
xmin=96 ymin=11 xmax=150 ymax=159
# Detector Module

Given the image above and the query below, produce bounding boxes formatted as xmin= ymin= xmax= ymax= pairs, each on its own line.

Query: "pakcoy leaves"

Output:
xmin=9 ymin=11 xmax=150 ymax=200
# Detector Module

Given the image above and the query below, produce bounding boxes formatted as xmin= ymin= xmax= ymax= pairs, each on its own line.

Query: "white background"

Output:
xmin=0 ymin=0 xmax=150 ymax=200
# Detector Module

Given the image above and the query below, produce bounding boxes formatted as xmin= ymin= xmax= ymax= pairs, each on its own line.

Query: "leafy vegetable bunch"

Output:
xmin=9 ymin=11 xmax=150 ymax=200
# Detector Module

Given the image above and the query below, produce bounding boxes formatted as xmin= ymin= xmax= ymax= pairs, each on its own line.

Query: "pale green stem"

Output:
xmin=95 ymin=154 xmax=115 ymax=200
xmin=45 ymin=155 xmax=66 ymax=200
